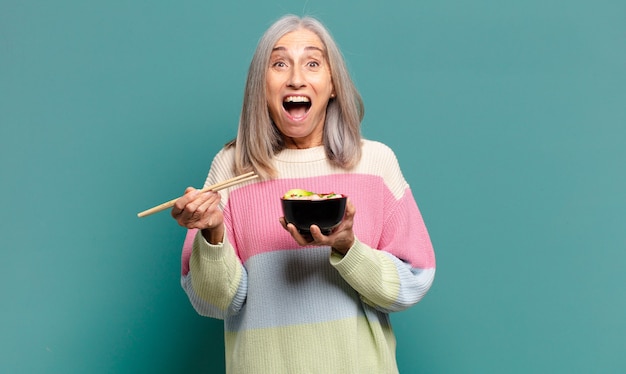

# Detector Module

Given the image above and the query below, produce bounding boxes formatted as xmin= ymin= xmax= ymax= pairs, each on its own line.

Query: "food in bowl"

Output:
xmin=282 ymin=188 xmax=344 ymax=200
xmin=281 ymin=189 xmax=347 ymax=234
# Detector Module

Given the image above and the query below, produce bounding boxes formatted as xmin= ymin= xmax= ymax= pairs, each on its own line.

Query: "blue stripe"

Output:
xmin=225 ymin=247 xmax=364 ymax=332
xmin=378 ymin=252 xmax=436 ymax=313
xmin=181 ymin=266 xmax=248 ymax=319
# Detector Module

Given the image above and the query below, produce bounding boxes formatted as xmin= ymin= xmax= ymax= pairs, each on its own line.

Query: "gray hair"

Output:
xmin=231 ymin=14 xmax=364 ymax=179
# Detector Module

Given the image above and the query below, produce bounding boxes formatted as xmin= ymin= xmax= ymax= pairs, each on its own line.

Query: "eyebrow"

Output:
xmin=271 ymin=46 xmax=325 ymax=53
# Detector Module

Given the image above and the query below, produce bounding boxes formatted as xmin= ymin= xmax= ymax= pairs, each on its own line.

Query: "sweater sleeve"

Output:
xmin=180 ymin=229 xmax=248 ymax=319
xmin=330 ymin=236 xmax=434 ymax=313
xmin=179 ymin=147 xmax=248 ymax=319
xmin=330 ymin=142 xmax=436 ymax=313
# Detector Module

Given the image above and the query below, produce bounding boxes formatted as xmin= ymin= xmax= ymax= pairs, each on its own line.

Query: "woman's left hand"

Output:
xmin=279 ymin=199 xmax=356 ymax=255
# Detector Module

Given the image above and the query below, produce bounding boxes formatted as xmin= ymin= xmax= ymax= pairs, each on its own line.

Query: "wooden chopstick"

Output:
xmin=137 ymin=171 xmax=258 ymax=218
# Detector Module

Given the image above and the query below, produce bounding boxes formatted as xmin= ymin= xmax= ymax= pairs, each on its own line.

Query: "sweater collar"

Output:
xmin=275 ymin=145 xmax=326 ymax=163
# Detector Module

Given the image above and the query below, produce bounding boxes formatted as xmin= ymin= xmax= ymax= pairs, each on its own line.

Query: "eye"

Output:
xmin=307 ymin=61 xmax=320 ymax=68
xmin=271 ymin=61 xmax=287 ymax=69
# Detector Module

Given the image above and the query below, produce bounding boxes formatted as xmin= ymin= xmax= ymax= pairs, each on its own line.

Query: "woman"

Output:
xmin=172 ymin=14 xmax=436 ymax=373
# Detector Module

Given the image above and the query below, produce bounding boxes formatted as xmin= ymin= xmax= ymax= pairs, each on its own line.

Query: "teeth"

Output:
xmin=284 ymin=96 xmax=310 ymax=103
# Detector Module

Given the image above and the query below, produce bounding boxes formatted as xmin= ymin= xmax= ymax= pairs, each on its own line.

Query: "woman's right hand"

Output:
xmin=171 ymin=187 xmax=224 ymax=244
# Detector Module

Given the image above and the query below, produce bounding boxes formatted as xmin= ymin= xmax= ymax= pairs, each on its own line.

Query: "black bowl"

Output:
xmin=281 ymin=196 xmax=347 ymax=235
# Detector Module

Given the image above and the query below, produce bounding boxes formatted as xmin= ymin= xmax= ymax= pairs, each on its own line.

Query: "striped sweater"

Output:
xmin=180 ymin=139 xmax=436 ymax=373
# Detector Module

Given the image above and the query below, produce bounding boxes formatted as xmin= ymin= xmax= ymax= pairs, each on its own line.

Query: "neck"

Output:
xmin=283 ymin=137 xmax=323 ymax=149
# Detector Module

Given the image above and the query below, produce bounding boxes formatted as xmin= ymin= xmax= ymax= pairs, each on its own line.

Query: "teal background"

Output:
xmin=1 ymin=0 xmax=624 ymax=372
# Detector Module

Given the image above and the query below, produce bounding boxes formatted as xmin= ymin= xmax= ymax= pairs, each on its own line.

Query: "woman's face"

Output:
xmin=266 ymin=28 xmax=335 ymax=149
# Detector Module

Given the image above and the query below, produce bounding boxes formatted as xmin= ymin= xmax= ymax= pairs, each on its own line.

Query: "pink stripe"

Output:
xmin=224 ymin=174 xmax=435 ymax=268
xmin=181 ymin=229 xmax=198 ymax=276
xmin=379 ymin=189 xmax=436 ymax=269
xmin=180 ymin=174 xmax=435 ymax=274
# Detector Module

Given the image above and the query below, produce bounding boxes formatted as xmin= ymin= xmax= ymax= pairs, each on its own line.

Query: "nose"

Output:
xmin=287 ymin=67 xmax=306 ymax=88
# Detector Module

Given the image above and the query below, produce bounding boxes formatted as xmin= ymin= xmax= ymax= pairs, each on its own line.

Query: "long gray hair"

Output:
xmin=231 ymin=15 xmax=364 ymax=179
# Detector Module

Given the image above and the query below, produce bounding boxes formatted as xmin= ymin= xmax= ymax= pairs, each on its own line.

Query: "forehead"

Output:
xmin=272 ymin=28 xmax=326 ymax=53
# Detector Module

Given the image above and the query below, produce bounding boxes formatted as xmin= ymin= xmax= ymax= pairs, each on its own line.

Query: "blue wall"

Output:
xmin=1 ymin=0 xmax=625 ymax=372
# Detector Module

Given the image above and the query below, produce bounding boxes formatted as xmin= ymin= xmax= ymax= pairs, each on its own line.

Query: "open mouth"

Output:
xmin=283 ymin=96 xmax=311 ymax=118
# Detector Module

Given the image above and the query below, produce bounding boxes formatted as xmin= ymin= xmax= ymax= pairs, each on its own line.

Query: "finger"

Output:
xmin=338 ymin=200 xmax=356 ymax=230
xmin=173 ymin=187 xmax=199 ymax=214
xmin=344 ymin=198 xmax=356 ymax=218
xmin=182 ymin=193 xmax=221 ymax=227
xmin=281 ymin=219 xmax=312 ymax=244
xmin=196 ymin=195 xmax=215 ymax=215
xmin=286 ymin=223 xmax=301 ymax=238
xmin=174 ymin=190 xmax=213 ymax=222
xmin=188 ymin=198 xmax=218 ymax=228
xmin=193 ymin=192 xmax=222 ymax=219
xmin=309 ymin=225 xmax=328 ymax=243
xmin=287 ymin=223 xmax=314 ymax=245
